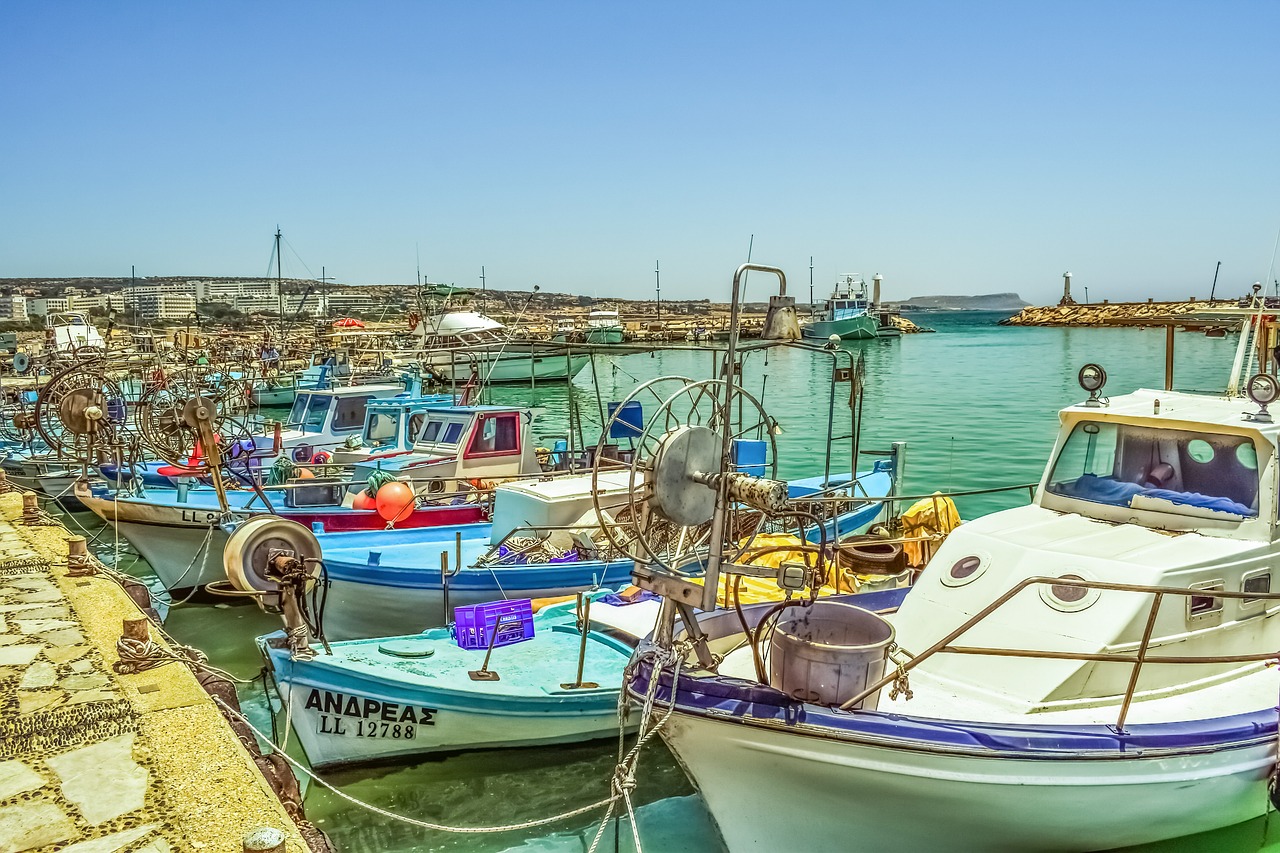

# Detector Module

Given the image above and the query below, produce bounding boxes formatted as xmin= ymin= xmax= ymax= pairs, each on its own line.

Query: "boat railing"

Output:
xmin=835 ymin=574 xmax=1280 ymax=731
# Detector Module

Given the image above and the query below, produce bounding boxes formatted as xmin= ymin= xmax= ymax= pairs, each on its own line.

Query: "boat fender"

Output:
xmin=835 ymin=535 xmax=906 ymax=575
xmin=292 ymin=444 xmax=312 ymax=463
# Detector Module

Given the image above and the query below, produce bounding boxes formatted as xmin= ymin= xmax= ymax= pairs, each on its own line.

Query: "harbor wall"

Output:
xmin=1001 ymin=299 xmax=1239 ymax=327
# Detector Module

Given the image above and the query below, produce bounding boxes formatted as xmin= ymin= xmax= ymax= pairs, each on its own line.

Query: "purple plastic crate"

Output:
xmin=453 ymin=598 xmax=535 ymax=650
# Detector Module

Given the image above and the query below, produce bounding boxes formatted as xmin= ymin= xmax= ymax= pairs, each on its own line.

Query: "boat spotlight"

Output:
xmin=1078 ymin=363 xmax=1107 ymax=407
xmin=1245 ymin=373 xmax=1280 ymax=423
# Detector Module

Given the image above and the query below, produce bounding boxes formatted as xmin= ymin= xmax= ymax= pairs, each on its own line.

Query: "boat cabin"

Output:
xmin=275 ymin=384 xmax=406 ymax=457
xmin=351 ymin=404 xmax=538 ymax=496
xmin=331 ymin=394 xmax=457 ymax=462
xmin=893 ymin=383 xmax=1280 ymax=711
xmin=46 ymin=312 xmax=105 ymax=353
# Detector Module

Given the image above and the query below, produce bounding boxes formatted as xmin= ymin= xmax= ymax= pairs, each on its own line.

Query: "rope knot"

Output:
xmin=610 ymin=764 xmax=637 ymax=797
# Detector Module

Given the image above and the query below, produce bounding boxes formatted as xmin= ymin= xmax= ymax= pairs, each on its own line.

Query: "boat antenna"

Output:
xmin=480 ymin=265 xmax=487 ymax=314
xmin=809 ymin=256 xmax=815 ymax=319
xmin=1209 ymin=260 xmax=1221 ymax=301
xmin=416 ymin=243 xmax=422 ymax=287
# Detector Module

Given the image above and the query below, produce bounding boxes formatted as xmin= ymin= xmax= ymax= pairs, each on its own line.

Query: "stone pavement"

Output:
xmin=0 ymin=494 xmax=306 ymax=853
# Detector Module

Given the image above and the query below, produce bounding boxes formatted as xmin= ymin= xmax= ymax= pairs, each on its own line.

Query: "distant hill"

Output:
xmin=890 ymin=293 xmax=1030 ymax=311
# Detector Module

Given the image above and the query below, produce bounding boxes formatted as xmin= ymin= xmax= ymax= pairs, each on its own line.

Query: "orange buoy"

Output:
xmin=352 ymin=489 xmax=377 ymax=511
xmin=375 ymin=482 xmax=415 ymax=523
xmin=296 ymin=468 xmax=316 ymax=480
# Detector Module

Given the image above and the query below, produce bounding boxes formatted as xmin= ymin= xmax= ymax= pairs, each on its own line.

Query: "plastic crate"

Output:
xmin=454 ymin=598 xmax=535 ymax=650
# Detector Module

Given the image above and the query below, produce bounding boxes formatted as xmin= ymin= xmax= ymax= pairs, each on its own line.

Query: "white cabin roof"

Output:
xmin=1061 ymin=387 xmax=1280 ymax=441
xmin=424 ymin=311 xmax=505 ymax=337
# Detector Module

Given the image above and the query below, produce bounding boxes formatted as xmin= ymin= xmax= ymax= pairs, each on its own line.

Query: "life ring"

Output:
xmin=310 ymin=451 xmax=332 ymax=464
xmin=292 ymin=444 xmax=312 ymax=463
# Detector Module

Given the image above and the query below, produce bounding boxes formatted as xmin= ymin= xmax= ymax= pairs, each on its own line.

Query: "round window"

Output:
xmin=1039 ymin=572 xmax=1100 ymax=612
xmin=1235 ymin=442 xmax=1259 ymax=470
xmin=941 ymin=554 xmax=989 ymax=587
xmin=1187 ymin=439 xmax=1215 ymax=464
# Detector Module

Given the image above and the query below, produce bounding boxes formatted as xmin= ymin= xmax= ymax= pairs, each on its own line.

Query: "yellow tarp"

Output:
xmin=900 ymin=493 xmax=962 ymax=566
xmin=696 ymin=533 xmax=900 ymax=606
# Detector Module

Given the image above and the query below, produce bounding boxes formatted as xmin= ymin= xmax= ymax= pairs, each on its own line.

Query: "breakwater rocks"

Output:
xmin=1000 ymin=300 xmax=1237 ymax=328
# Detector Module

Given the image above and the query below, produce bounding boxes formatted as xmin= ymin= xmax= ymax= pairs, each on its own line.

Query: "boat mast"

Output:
xmin=275 ymin=227 xmax=283 ymax=338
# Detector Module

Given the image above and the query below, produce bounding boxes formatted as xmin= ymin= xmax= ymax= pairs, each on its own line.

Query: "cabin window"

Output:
xmin=408 ymin=413 xmax=426 ymax=441
xmin=1241 ymin=570 xmax=1271 ymax=610
xmin=1038 ymin=573 xmax=1100 ymax=612
xmin=1186 ymin=580 xmax=1224 ymax=622
xmin=420 ymin=420 xmax=443 ymax=443
xmin=331 ymin=395 xmax=373 ymax=432
xmin=292 ymin=395 xmax=330 ymax=433
xmin=1046 ymin=421 xmax=1260 ymax=518
xmin=467 ymin=414 xmax=519 ymax=456
xmin=364 ymin=412 xmax=398 ymax=446
xmin=941 ymin=553 xmax=989 ymax=587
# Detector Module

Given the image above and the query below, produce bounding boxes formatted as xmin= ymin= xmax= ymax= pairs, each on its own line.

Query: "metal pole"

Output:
xmin=1210 ymin=261 xmax=1221 ymax=301
xmin=655 ymin=261 xmax=661 ymax=323
xmin=1165 ymin=325 xmax=1175 ymax=391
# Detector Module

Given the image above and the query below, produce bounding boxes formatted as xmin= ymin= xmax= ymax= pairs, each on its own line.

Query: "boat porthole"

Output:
xmin=1187 ymin=439 xmax=1215 ymax=464
xmin=941 ymin=553 xmax=989 ymax=587
xmin=1039 ymin=573 xmax=1100 ymax=612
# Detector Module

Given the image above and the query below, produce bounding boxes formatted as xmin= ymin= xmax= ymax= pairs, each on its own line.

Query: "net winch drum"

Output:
xmin=768 ymin=600 xmax=894 ymax=710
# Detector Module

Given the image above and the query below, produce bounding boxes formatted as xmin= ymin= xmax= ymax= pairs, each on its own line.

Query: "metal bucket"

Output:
xmin=768 ymin=600 xmax=894 ymax=710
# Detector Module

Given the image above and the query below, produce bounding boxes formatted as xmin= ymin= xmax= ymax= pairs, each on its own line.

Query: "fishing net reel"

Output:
xmin=135 ymin=365 xmax=255 ymax=469
xmin=590 ymin=376 xmax=816 ymax=583
xmin=224 ymin=516 xmax=327 ymax=660
xmin=31 ymin=359 xmax=131 ymax=464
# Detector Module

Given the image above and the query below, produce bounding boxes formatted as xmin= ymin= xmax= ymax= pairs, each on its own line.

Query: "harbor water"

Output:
xmin=60 ymin=310 xmax=1280 ymax=852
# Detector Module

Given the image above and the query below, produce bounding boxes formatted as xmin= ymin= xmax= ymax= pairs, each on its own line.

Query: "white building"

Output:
xmin=133 ymin=293 xmax=197 ymax=321
xmin=191 ymin=279 xmax=279 ymax=308
xmin=0 ymin=296 xmax=28 ymax=322
xmin=28 ymin=297 xmax=70 ymax=317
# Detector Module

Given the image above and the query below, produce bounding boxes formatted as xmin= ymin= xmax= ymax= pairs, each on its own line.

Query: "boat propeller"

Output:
xmin=224 ymin=516 xmax=328 ymax=660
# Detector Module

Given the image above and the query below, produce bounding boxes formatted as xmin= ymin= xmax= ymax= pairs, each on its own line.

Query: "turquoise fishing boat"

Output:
xmin=802 ymin=275 xmax=878 ymax=341
xmin=259 ymin=591 xmax=657 ymax=769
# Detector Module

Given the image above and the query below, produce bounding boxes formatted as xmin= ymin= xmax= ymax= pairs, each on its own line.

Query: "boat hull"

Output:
xmin=423 ymin=352 xmax=589 ymax=384
xmin=321 ymin=558 xmax=636 ymax=640
xmin=660 ymin=710 xmax=1273 ymax=852
xmin=801 ymin=316 xmax=878 ymax=340
xmin=80 ymin=491 xmax=485 ymax=592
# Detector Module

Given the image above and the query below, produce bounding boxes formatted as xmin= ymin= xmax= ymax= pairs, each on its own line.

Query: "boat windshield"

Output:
xmin=364 ymin=412 xmax=398 ymax=447
xmin=287 ymin=394 xmax=331 ymax=433
xmin=1045 ymin=420 xmax=1260 ymax=518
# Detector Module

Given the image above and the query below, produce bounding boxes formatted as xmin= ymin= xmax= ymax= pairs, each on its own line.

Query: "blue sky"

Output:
xmin=2 ymin=2 xmax=1277 ymax=304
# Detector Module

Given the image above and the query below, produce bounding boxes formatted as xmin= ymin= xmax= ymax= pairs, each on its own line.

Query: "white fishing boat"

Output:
xmin=408 ymin=310 xmax=588 ymax=384
xmin=631 ymin=354 xmax=1280 ymax=850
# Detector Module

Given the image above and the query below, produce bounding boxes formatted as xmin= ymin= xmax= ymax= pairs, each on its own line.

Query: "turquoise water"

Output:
xmin=65 ymin=312 xmax=1280 ymax=852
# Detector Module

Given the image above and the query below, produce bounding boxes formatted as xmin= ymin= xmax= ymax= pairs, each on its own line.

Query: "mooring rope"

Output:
xmin=212 ymin=641 xmax=689 ymax=843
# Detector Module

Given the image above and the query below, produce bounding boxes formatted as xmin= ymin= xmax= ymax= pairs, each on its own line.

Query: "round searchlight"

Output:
xmin=1078 ymin=363 xmax=1107 ymax=394
xmin=1247 ymin=373 xmax=1280 ymax=407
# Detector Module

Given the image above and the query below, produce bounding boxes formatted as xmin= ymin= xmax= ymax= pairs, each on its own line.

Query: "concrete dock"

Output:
xmin=0 ymin=492 xmax=308 ymax=853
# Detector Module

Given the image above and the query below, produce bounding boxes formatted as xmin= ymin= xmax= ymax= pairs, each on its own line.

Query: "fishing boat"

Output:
xmin=585 ymin=308 xmax=625 ymax=344
xmin=409 ymin=310 xmax=589 ymax=384
xmin=310 ymin=470 xmax=640 ymax=639
xmin=256 ymin=590 xmax=658 ymax=769
xmin=76 ymin=397 xmax=537 ymax=592
xmin=629 ymin=359 xmax=1280 ymax=851
xmin=801 ymin=275 xmax=878 ymax=341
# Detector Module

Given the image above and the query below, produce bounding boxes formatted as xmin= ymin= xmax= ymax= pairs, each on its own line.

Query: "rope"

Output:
xmin=211 ymin=695 xmax=618 ymax=833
